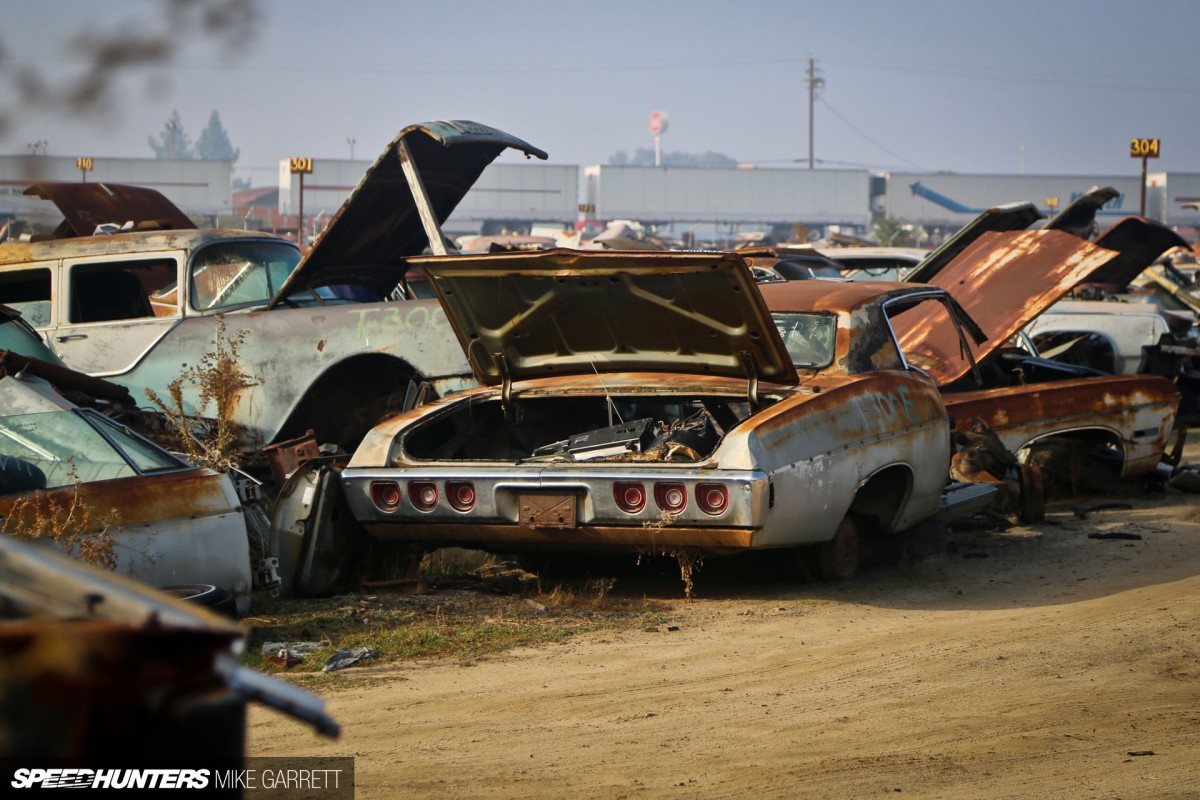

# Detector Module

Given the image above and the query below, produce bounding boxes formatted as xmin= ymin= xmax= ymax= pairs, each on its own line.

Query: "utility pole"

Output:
xmin=806 ymin=58 xmax=824 ymax=170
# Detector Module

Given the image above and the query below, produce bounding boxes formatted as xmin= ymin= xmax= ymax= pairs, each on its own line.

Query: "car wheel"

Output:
xmin=1018 ymin=464 xmax=1046 ymax=523
xmin=160 ymin=583 xmax=238 ymax=618
xmin=816 ymin=516 xmax=860 ymax=581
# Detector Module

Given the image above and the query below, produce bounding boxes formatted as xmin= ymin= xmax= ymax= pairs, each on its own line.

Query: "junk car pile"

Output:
xmin=0 ymin=121 xmax=1194 ymax=602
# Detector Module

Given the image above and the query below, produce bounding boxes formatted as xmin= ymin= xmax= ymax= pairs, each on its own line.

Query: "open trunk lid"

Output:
xmin=413 ymin=249 xmax=799 ymax=387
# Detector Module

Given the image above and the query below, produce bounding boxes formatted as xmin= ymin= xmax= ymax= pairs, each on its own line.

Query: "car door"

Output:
xmin=53 ymin=253 xmax=184 ymax=376
xmin=0 ymin=261 xmax=56 ymax=333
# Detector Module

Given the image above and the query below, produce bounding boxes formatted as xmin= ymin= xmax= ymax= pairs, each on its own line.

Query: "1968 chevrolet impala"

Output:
xmin=339 ymin=249 xmax=1000 ymax=580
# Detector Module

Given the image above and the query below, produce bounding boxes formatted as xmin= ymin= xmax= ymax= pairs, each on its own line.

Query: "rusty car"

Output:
xmin=899 ymin=190 xmax=1197 ymax=412
xmin=0 ymin=370 xmax=255 ymax=614
xmin=879 ymin=224 xmax=1180 ymax=491
xmin=0 ymin=121 xmax=546 ymax=458
xmin=338 ymin=249 xmax=1001 ymax=582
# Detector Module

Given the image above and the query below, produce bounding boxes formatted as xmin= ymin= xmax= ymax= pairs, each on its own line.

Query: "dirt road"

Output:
xmin=248 ymin=493 xmax=1200 ymax=799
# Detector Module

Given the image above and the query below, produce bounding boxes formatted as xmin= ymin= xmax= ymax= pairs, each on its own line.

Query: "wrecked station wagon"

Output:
xmin=0 ymin=121 xmax=547 ymax=457
xmin=340 ymin=249 xmax=998 ymax=580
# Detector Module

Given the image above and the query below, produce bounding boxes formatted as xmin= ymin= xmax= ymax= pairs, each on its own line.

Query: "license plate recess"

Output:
xmin=519 ymin=493 xmax=578 ymax=529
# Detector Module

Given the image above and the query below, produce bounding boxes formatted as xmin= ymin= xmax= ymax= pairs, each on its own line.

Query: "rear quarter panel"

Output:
xmin=719 ymin=371 xmax=950 ymax=546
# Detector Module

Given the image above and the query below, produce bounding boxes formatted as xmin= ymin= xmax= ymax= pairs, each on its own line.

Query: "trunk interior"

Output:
xmin=403 ymin=393 xmax=779 ymax=463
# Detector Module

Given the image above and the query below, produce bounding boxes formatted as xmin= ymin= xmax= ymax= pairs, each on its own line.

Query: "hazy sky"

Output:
xmin=2 ymin=0 xmax=1197 ymax=186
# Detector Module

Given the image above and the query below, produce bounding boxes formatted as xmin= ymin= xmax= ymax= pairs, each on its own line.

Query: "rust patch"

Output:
xmin=361 ymin=521 xmax=758 ymax=554
xmin=891 ymin=230 xmax=1120 ymax=386
xmin=947 ymin=375 xmax=1178 ymax=430
xmin=0 ymin=470 xmax=235 ymax=528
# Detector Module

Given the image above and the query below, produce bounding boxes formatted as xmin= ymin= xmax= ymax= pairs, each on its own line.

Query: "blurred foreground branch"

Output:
xmin=0 ymin=0 xmax=261 ymax=137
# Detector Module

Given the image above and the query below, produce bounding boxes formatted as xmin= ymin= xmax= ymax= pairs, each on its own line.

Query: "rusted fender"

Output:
xmin=944 ymin=374 xmax=1180 ymax=477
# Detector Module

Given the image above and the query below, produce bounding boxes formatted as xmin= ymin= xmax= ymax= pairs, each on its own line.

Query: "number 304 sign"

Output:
xmin=1130 ymin=138 xmax=1160 ymax=158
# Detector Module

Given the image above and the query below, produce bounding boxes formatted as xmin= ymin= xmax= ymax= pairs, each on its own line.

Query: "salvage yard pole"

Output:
xmin=806 ymin=58 xmax=824 ymax=170
xmin=1130 ymin=137 xmax=1160 ymax=217
xmin=290 ymin=156 xmax=314 ymax=247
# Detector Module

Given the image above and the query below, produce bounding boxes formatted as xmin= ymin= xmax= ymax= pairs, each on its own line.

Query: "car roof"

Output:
xmin=0 ymin=229 xmax=294 ymax=267
xmin=757 ymin=279 xmax=939 ymax=315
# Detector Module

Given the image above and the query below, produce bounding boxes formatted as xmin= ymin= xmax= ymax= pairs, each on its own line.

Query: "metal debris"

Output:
xmin=322 ymin=646 xmax=381 ymax=672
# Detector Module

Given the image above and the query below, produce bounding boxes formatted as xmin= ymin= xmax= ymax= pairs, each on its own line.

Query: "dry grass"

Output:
xmin=0 ymin=471 xmax=120 ymax=569
xmin=242 ymin=568 xmax=672 ymax=686
xmin=638 ymin=508 xmax=704 ymax=599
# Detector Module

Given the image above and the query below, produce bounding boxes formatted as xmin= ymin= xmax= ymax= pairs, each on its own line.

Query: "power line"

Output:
xmin=817 ymin=97 xmax=931 ymax=172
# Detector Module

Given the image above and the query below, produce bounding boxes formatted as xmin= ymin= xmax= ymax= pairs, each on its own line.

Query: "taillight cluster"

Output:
xmin=370 ymin=480 xmax=477 ymax=513
xmin=370 ymin=479 xmax=731 ymax=517
xmin=614 ymin=481 xmax=729 ymax=516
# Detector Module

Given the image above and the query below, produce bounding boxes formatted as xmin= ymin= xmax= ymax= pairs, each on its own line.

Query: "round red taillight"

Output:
xmin=613 ymin=481 xmax=647 ymax=513
xmin=654 ymin=482 xmax=687 ymax=513
xmin=696 ymin=482 xmax=729 ymax=515
xmin=370 ymin=480 xmax=402 ymax=513
xmin=409 ymin=481 xmax=439 ymax=512
xmin=447 ymin=481 xmax=476 ymax=512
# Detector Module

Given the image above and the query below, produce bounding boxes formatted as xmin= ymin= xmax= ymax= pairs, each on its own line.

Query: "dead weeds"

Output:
xmin=144 ymin=318 xmax=255 ymax=472
xmin=243 ymin=569 xmax=672 ymax=687
xmin=1 ymin=469 xmax=120 ymax=569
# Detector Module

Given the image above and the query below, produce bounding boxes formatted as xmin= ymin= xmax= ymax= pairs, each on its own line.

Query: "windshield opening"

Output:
xmin=0 ymin=408 xmax=186 ymax=492
xmin=770 ymin=312 xmax=836 ymax=368
xmin=189 ymin=241 xmax=302 ymax=311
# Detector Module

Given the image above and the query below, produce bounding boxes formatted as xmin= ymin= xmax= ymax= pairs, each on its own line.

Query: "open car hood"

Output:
xmin=903 ymin=201 xmax=1043 ymax=284
xmin=1084 ymin=217 xmax=1190 ymax=285
xmin=23 ymin=183 xmax=197 ymax=237
xmin=891 ymin=229 xmax=1119 ymax=386
xmin=903 ymin=187 xmax=1136 ymax=285
xmin=412 ymin=249 xmax=798 ymax=387
xmin=270 ymin=121 xmax=547 ymax=305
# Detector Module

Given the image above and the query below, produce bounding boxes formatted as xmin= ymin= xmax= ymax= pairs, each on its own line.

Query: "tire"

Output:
xmin=1018 ymin=464 xmax=1046 ymax=523
xmin=160 ymin=583 xmax=238 ymax=618
xmin=815 ymin=516 xmax=861 ymax=581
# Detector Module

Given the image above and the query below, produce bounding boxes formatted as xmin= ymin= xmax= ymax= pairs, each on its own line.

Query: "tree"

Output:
xmin=196 ymin=110 xmax=239 ymax=162
xmin=147 ymin=109 xmax=194 ymax=159
xmin=872 ymin=216 xmax=913 ymax=247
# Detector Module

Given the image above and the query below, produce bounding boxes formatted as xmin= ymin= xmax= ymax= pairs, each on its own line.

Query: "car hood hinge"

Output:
xmin=739 ymin=350 xmax=760 ymax=409
xmin=495 ymin=351 xmax=513 ymax=408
